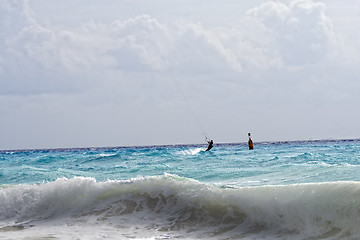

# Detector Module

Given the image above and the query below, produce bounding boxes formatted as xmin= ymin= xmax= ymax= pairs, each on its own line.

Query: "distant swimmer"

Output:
xmin=248 ymin=133 xmax=254 ymax=150
xmin=205 ymin=139 xmax=214 ymax=151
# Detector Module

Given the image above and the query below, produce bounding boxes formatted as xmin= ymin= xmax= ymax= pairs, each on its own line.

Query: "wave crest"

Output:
xmin=1 ymin=175 xmax=360 ymax=239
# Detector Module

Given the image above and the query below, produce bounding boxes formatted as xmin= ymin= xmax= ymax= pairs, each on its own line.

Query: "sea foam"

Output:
xmin=1 ymin=175 xmax=360 ymax=239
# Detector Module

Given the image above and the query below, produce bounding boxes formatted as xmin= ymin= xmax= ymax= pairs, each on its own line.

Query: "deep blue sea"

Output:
xmin=1 ymin=139 xmax=360 ymax=239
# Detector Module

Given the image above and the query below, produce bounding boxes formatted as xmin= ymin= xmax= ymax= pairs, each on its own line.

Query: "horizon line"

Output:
xmin=1 ymin=137 xmax=359 ymax=153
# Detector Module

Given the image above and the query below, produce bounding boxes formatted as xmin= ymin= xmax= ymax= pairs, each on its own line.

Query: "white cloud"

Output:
xmin=1 ymin=0 xmax=349 ymax=95
xmin=244 ymin=0 xmax=342 ymax=66
xmin=1 ymin=0 xmax=360 ymax=149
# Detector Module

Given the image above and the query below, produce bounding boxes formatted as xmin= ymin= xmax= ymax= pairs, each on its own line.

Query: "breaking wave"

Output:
xmin=1 ymin=174 xmax=360 ymax=239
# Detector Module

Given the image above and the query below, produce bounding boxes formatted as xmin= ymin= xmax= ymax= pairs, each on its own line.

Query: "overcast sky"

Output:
xmin=1 ymin=0 xmax=360 ymax=150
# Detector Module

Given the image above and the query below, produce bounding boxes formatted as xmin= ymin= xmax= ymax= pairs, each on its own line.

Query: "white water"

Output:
xmin=1 ymin=175 xmax=360 ymax=239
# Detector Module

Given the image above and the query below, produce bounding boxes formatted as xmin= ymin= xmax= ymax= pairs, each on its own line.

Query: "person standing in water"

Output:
xmin=248 ymin=133 xmax=254 ymax=150
xmin=205 ymin=139 xmax=213 ymax=151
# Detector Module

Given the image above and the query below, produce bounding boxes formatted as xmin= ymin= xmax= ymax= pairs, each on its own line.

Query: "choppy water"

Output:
xmin=1 ymin=139 xmax=360 ymax=239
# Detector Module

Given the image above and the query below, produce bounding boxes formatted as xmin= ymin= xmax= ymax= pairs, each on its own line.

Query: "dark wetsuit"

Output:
xmin=206 ymin=140 xmax=213 ymax=151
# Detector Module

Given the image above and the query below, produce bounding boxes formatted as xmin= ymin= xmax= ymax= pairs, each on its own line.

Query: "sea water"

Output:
xmin=1 ymin=139 xmax=360 ymax=239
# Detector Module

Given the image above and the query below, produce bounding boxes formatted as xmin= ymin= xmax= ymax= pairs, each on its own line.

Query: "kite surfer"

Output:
xmin=205 ymin=139 xmax=214 ymax=151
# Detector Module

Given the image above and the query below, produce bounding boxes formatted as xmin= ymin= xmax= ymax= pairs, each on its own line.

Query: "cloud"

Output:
xmin=0 ymin=0 xmax=28 ymax=36
xmin=109 ymin=15 xmax=173 ymax=71
xmin=1 ymin=0 xmax=360 ymax=149
xmin=1 ymin=0 xmax=349 ymax=96
xmin=244 ymin=0 xmax=341 ymax=66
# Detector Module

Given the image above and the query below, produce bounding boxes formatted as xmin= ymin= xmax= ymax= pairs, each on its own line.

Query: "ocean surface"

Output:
xmin=1 ymin=139 xmax=360 ymax=240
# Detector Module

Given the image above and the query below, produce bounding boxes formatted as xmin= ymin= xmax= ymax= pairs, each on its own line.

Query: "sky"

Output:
xmin=1 ymin=0 xmax=360 ymax=150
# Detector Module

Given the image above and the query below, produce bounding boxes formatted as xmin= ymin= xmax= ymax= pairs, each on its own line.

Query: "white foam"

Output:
xmin=1 ymin=176 xmax=360 ymax=239
xmin=178 ymin=148 xmax=204 ymax=155
xmin=98 ymin=153 xmax=117 ymax=157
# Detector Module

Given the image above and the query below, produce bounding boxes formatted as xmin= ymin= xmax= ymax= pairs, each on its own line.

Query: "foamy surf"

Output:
xmin=178 ymin=147 xmax=204 ymax=155
xmin=1 ymin=175 xmax=360 ymax=239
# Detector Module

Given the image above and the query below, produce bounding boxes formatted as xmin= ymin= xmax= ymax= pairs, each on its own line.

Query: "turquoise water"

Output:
xmin=1 ymin=139 xmax=360 ymax=239
xmin=2 ymin=140 xmax=360 ymax=186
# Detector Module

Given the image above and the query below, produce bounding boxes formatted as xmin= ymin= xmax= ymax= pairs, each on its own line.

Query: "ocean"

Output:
xmin=1 ymin=139 xmax=360 ymax=239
